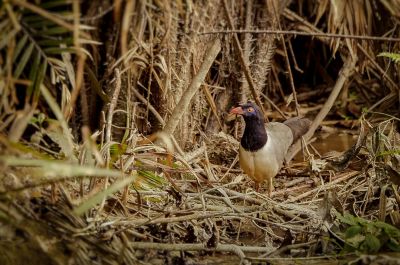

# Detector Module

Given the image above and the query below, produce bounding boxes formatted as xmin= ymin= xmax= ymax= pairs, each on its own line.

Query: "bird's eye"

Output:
xmin=247 ymin=107 xmax=254 ymax=112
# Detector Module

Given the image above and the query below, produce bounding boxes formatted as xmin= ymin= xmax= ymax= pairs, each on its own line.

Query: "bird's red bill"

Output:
xmin=230 ymin=106 xmax=244 ymax=115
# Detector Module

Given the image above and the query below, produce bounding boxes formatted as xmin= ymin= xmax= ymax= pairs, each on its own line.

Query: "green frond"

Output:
xmin=14 ymin=42 xmax=35 ymax=79
xmin=0 ymin=0 xmax=93 ymax=110
xmin=377 ymin=52 xmax=400 ymax=64
xmin=138 ymin=170 xmax=167 ymax=189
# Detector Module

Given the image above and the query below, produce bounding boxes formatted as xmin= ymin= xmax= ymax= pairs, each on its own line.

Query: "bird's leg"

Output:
xmin=268 ymin=177 xmax=273 ymax=197
xmin=254 ymin=182 xmax=260 ymax=192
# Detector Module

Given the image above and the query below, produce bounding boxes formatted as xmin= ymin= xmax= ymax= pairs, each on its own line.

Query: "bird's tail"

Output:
xmin=283 ymin=117 xmax=312 ymax=143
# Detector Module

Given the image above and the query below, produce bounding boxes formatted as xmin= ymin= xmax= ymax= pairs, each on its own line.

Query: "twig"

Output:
xmin=100 ymin=69 xmax=122 ymax=213
xmin=273 ymin=4 xmax=300 ymax=116
xmin=221 ymin=0 xmax=267 ymax=118
xmin=200 ymin=29 xmax=400 ymax=42
xmin=111 ymin=211 xmax=228 ymax=226
xmin=105 ymin=69 xmax=122 ymax=157
xmin=288 ymin=40 xmax=303 ymax=73
xmin=162 ymin=38 xmax=221 ymax=135
xmin=248 ymin=254 xmax=355 ymax=262
xmin=260 ymin=92 xmax=287 ymax=119
xmin=367 ymin=92 xmax=397 ymax=112
xmin=201 ymin=144 xmax=244 ymax=213
xmin=285 ymin=55 xmax=357 ymax=161
xmin=202 ymin=84 xmax=223 ymax=129
xmin=80 ymin=4 xmax=114 ymax=21
xmin=129 ymin=242 xmax=274 ymax=263
xmin=132 ymin=86 xmax=165 ymax=126
xmin=272 ymin=183 xmax=312 ymax=197
xmin=286 ymin=171 xmax=359 ymax=203
xmin=266 ymin=240 xmax=318 ymax=257
xmin=280 ymin=35 xmax=299 ymax=116
xmin=132 ymin=84 xmax=185 ymax=156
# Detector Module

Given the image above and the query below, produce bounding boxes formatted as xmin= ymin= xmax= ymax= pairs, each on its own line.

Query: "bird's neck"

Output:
xmin=241 ymin=119 xmax=268 ymax=152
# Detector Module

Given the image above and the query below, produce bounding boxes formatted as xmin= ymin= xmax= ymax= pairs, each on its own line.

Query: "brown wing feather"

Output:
xmin=283 ymin=117 xmax=312 ymax=143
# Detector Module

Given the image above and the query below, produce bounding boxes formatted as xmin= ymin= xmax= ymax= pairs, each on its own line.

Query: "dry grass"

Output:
xmin=1 ymin=118 xmax=399 ymax=264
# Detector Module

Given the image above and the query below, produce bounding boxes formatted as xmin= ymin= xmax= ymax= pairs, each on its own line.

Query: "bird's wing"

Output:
xmin=283 ymin=117 xmax=312 ymax=143
xmin=265 ymin=122 xmax=294 ymax=165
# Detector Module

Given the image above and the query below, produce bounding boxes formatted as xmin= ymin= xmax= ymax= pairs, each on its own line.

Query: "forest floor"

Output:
xmin=1 ymin=110 xmax=400 ymax=265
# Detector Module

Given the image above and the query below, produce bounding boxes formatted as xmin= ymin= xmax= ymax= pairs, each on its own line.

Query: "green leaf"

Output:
xmin=378 ymin=52 xmax=400 ymax=64
xmin=138 ymin=170 xmax=166 ymax=188
xmin=387 ymin=238 xmax=400 ymax=252
xmin=26 ymin=52 xmax=41 ymax=101
xmin=40 ymin=84 xmax=76 ymax=161
xmin=32 ymin=58 xmax=47 ymax=103
xmin=38 ymin=26 xmax=71 ymax=35
xmin=22 ymin=15 xmax=49 ymax=23
xmin=346 ymin=233 xmax=365 ymax=248
xmin=362 ymin=234 xmax=381 ymax=253
xmin=336 ymin=212 xmax=362 ymax=226
xmin=28 ymin=19 xmax=59 ymax=29
xmin=375 ymin=221 xmax=400 ymax=238
xmin=12 ymin=34 xmax=29 ymax=62
xmin=345 ymin=225 xmax=362 ymax=238
xmin=0 ymin=27 xmax=18 ymax=50
xmin=40 ymin=0 xmax=71 ymax=9
xmin=364 ymin=223 xmax=380 ymax=236
xmin=14 ymin=42 xmax=34 ymax=79
xmin=37 ymin=38 xmax=73 ymax=47
xmin=73 ymin=173 xmax=138 ymax=215
xmin=43 ymin=47 xmax=77 ymax=55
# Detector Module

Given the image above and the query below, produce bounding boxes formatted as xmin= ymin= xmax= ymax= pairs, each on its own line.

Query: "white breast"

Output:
xmin=239 ymin=122 xmax=293 ymax=183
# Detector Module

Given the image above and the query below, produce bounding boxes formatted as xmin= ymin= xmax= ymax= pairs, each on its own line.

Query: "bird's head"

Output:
xmin=230 ymin=101 xmax=263 ymax=122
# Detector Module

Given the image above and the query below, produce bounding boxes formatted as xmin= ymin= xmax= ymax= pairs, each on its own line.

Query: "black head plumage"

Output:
xmin=233 ymin=102 xmax=268 ymax=152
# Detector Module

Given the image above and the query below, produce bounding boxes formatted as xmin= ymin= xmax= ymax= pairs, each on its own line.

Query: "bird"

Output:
xmin=230 ymin=101 xmax=311 ymax=195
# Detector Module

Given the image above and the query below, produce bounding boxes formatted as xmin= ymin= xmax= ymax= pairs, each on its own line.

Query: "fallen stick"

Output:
xmin=286 ymin=171 xmax=359 ymax=202
xmin=129 ymin=241 xmax=275 ymax=264
xmin=162 ymin=38 xmax=221 ymax=135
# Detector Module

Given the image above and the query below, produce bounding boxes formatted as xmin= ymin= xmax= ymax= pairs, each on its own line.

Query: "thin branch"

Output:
xmin=200 ymin=29 xmax=400 ymax=42
xmin=115 ymin=211 xmax=227 ymax=226
xmin=266 ymin=240 xmax=318 ymax=257
xmin=99 ymin=69 xmax=122 ymax=213
xmin=163 ymin=38 xmax=221 ymax=135
xmin=129 ymin=241 xmax=275 ymax=258
xmin=285 ymin=171 xmax=359 ymax=203
xmin=132 ymin=86 xmax=165 ymax=126
xmin=260 ymin=92 xmax=287 ymax=119
xmin=277 ymin=22 xmax=300 ymax=116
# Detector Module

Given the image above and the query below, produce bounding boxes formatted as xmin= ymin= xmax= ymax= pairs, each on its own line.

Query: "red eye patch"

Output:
xmin=247 ymin=107 xmax=254 ymax=112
